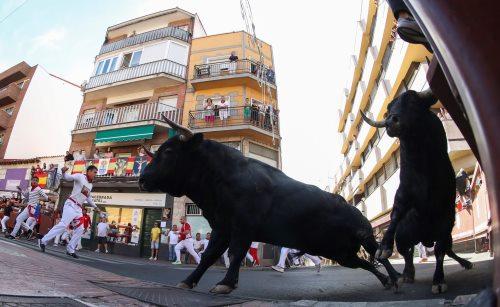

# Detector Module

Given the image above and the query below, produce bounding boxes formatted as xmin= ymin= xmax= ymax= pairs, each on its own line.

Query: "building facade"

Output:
xmin=332 ymin=0 xmax=484 ymax=250
xmin=0 ymin=62 xmax=81 ymax=159
xmin=67 ymin=8 xmax=280 ymax=262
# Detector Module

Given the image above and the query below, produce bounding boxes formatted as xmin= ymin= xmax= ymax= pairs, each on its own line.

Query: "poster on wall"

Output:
xmin=130 ymin=209 xmax=140 ymax=244
xmin=97 ymin=159 xmax=110 ymax=176
xmin=92 ymin=192 xmax=167 ymax=207
xmin=5 ymin=179 xmax=21 ymax=191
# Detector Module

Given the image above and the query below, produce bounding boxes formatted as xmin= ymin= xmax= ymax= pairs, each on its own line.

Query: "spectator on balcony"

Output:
xmin=387 ymin=0 xmax=431 ymax=52
xmin=64 ymin=151 xmax=74 ymax=162
xmin=229 ymin=51 xmax=238 ymax=62
xmin=203 ymin=98 xmax=215 ymax=127
xmin=251 ymin=102 xmax=260 ymax=126
xmin=93 ymin=148 xmax=101 ymax=159
xmin=244 ymin=98 xmax=251 ymax=122
xmin=229 ymin=51 xmax=238 ymax=74
xmin=264 ymin=105 xmax=272 ymax=130
xmin=103 ymin=147 xmax=114 ymax=158
xmin=138 ymin=146 xmax=146 ymax=157
xmin=219 ymin=97 xmax=229 ymax=125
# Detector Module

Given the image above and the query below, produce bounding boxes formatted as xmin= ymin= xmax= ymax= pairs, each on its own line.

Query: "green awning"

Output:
xmin=95 ymin=125 xmax=154 ymax=143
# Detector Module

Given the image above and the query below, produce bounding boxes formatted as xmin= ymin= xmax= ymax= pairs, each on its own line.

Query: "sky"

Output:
xmin=0 ymin=0 xmax=362 ymax=190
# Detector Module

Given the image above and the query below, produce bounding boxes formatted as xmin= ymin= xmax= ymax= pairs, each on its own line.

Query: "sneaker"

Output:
xmin=149 ymin=256 xmax=154 ymax=260
xmin=172 ymin=260 xmax=182 ymax=265
xmin=6 ymin=235 xmax=15 ymax=240
xmin=315 ymin=263 xmax=322 ymax=273
xmin=95 ymin=249 xmax=100 ymax=253
xmin=154 ymin=257 xmax=158 ymax=261
xmin=38 ymin=239 xmax=45 ymax=253
xmin=53 ymin=243 xmax=58 ymax=247
xmin=105 ymin=250 xmax=109 ymax=254
xmin=396 ymin=16 xmax=431 ymax=51
xmin=66 ymin=251 xmax=79 ymax=259
xmin=271 ymin=265 xmax=285 ymax=273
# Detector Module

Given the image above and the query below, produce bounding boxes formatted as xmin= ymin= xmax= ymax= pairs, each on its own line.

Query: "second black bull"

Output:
xmin=139 ymin=116 xmax=400 ymax=294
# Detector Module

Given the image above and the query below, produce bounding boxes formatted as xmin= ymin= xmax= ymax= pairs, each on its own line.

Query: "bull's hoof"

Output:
xmin=176 ymin=282 xmax=193 ymax=289
xmin=463 ymin=261 xmax=473 ymax=270
xmin=431 ymin=283 xmax=448 ymax=294
xmin=210 ymin=284 xmax=234 ymax=294
xmin=375 ymin=248 xmax=393 ymax=260
xmin=399 ymin=275 xmax=415 ymax=283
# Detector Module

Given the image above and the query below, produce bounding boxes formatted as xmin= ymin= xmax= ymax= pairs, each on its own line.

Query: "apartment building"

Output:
xmin=67 ymin=8 xmax=205 ymax=257
xmin=181 ymin=31 xmax=280 ymax=264
xmin=0 ymin=62 xmax=81 ymax=160
xmin=332 ymin=0 xmax=483 ymax=249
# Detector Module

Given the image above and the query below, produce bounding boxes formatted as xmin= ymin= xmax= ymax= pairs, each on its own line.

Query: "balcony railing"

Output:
xmin=99 ymin=27 xmax=191 ymax=55
xmin=0 ymin=83 xmax=21 ymax=106
xmin=70 ymin=155 xmax=150 ymax=178
xmin=347 ymin=140 xmax=359 ymax=164
xmin=85 ymin=59 xmax=186 ymax=91
xmin=192 ymin=59 xmax=276 ymax=85
xmin=351 ymin=169 xmax=364 ymax=192
xmin=188 ymin=106 xmax=279 ymax=135
xmin=0 ymin=110 xmax=11 ymax=130
xmin=74 ymin=102 xmax=181 ymax=130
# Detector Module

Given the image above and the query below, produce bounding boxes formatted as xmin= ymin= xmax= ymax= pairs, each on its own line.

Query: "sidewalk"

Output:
xmin=0 ymin=238 xmax=487 ymax=306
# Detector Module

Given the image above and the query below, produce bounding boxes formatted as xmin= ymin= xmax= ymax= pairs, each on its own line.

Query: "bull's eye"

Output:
xmin=392 ymin=116 xmax=399 ymax=123
xmin=383 ymin=112 xmax=388 ymax=118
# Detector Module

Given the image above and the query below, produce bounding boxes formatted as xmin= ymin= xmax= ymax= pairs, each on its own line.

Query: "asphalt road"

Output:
xmin=4 ymin=238 xmax=492 ymax=302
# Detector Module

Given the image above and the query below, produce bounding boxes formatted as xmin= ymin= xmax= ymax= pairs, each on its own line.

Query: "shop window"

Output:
xmin=104 ymin=207 xmax=143 ymax=245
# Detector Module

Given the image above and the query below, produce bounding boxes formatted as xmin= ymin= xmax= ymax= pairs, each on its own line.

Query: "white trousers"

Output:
xmin=23 ymin=217 xmax=37 ymax=231
xmin=223 ymin=249 xmax=230 ymax=268
xmin=11 ymin=207 xmax=29 ymax=236
xmin=277 ymin=247 xmax=321 ymax=268
xmin=417 ymin=242 xmax=427 ymax=258
xmin=42 ymin=200 xmax=82 ymax=254
xmin=246 ymin=252 xmax=254 ymax=263
xmin=1 ymin=216 xmax=9 ymax=232
xmin=175 ymin=238 xmax=200 ymax=264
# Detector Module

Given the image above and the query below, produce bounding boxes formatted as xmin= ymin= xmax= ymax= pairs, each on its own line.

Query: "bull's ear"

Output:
xmin=186 ymin=133 xmax=203 ymax=150
xmin=418 ymin=89 xmax=438 ymax=109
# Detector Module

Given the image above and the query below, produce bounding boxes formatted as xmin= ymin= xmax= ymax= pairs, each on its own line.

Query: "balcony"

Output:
xmin=0 ymin=83 xmax=21 ymax=106
xmin=99 ymin=27 xmax=190 ymax=55
xmin=344 ymin=113 xmax=355 ymax=138
xmin=84 ymin=59 xmax=186 ymax=100
xmin=361 ymin=145 xmax=381 ymax=180
xmin=441 ymin=116 xmax=470 ymax=153
xmin=73 ymin=101 xmax=181 ymax=133
xmin=347 ymin=140 xmax=359 ymax=166
xmin=351 ymin=169 xmax=364 ymax=192
xmin=378 ymin=130 xmax=397 ymax=159
xmin=361 ymin=47 xmax=376 ymax=86
xmin=368 ymin=80 xmax=389 ymax=119
xmin=384 ymin=38 xmax=409 ymax=92
xmin=0 ymin=110 xmax=12 ymax=130
xmin=342 ymin=156 xmax=351 ymax=174
xmin=188 ymin=106 xmax=279 ymax=138
xmin=351 ymin=81 xmax=366 ymax=116
xmin=0 ymin=61 xmax=31 ymax=89
xmin=342 ymin=180 xmax=353 ymax=200
xmin=383 ymin=169 xmax=400 ymax=210
xmin=365 ymin=185 xmax=387 ymax=221
xmin=371 ymin=0 xmax=390 ymax=57
xmin=191 ymin=59 xmax=276 ymax=90
xmin=358 ymin=111 xmax=373 ymax=146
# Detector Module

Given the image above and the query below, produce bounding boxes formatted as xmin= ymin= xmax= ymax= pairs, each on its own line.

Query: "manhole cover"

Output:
xmin=93 ymin=281 xmax=251 ymax=307
xmin=0 ymin=295 xmax=85 ymax=306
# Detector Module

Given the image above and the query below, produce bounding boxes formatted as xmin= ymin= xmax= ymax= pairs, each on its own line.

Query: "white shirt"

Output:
xmin=21 ymin=186 xmax=48 ymax=206
xmin=193 ymin=239 xmax=203 ymax=250
xmin=97 ymin=222 xmax=109 ymax=237
xmin=168 ymin=231 xmax=179 ymax=244
xmin=202 ymin=239 xmax=210 ymax=251
xmin=63 ymin=173 xmax=96 ymax=207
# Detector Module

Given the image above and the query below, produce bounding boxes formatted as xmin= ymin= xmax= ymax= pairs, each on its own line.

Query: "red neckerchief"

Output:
xmin=30 ymin=185 xmax=39 ymax=191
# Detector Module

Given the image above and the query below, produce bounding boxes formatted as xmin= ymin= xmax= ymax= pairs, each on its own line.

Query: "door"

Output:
xmin=140 ymin=208 xmax=162 ymax=257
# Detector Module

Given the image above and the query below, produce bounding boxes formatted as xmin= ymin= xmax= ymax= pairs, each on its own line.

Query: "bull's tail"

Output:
xmin=446 ymin=248 xmax=473 ymax=270
xmin=360 ymin=235 xmax=379 ymax=263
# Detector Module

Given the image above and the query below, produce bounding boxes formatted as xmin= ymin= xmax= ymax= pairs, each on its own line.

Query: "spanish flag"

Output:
xmin=36 ymin=172 xmax=48 ymax=188
xmin=125 ymin=157 xmax=135 ymax=175
xmin=107 ymin=158 xmax=117 ymax=175
xmin=72 ymin=161 xmax=86 ymax=174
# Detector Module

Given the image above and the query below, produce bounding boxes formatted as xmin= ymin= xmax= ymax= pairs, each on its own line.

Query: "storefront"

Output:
xmin=73 ymin=190 xmax=173 ymax=258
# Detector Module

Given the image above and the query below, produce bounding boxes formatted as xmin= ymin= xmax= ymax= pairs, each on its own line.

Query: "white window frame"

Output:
xmin=95 ymin=56 xmax=119 ymax=75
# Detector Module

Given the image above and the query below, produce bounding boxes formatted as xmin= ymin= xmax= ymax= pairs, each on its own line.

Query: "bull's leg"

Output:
xmin=361 ymin=235 xmax=401 ymax=288
xmin=431 ymin=240 xmax=447 ymax=294
xmin=394 ymin=221 xmax=418 ymax=283
xmin=337 ymin=255 xmax=393 ymax=290
xmin=445 ymin=234 xmax=473 ymax=269
xmin=400 ymin=246 xmax=416 ymax=283
xmin=178 ymin=230 xmax=229 ymax=289
xmin=377 ymin=192 xmax=410 ymax=260
xmin=210 ymin=238 xmax=251 ymax=294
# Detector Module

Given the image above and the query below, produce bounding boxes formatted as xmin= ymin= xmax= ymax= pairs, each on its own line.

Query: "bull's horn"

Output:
xmin=418 ymin=88 xmax=438 ymax=107
xmin=360 ymin=111 xmax=386 ymax=128
xmin=161 ymin=115 xmax=194 ymax=140
xmin=141 ymin=146 xmax=154 ymax=158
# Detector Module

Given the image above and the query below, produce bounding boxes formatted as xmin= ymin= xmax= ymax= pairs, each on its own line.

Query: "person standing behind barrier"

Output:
xmin=149 ymin=222 xmax=161 ymax=261
xmin=1 ymin=198 xmax=15 ymax=233
xmin=173 ymin=217 xmax=200 ymax=265
xmin=167 ymin=224 xmax=179 ymax=261
xmin=95 ymin=218 xmax=110 ymax=253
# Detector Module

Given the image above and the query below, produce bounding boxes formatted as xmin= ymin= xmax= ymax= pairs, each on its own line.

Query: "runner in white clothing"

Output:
xmin=271 ymin=247 xmax=322 ymax=273
xmin=8 ymin=177 xmax=48 ymax=239
xmin=39 ymin=165 xmax=100 ymax=258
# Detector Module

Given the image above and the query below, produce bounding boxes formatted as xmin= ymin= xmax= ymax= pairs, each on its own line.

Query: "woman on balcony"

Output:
xmin=219 ymin=97 xmax=229 ymax=126
xmin=203 ymin=98 xmax=215 ymax=127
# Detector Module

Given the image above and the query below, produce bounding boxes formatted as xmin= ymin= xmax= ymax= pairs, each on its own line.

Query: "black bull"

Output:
xmin=139 ymin=117 xmax=400 ymax=294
